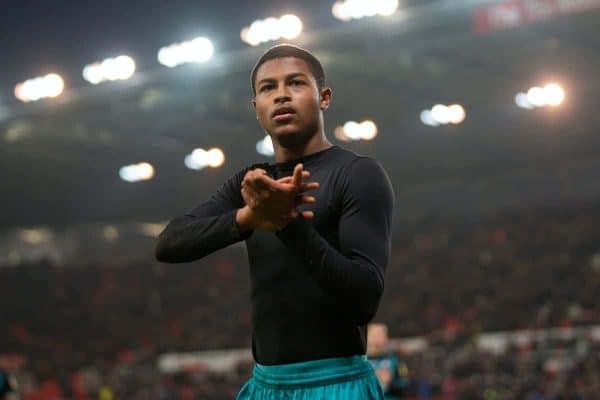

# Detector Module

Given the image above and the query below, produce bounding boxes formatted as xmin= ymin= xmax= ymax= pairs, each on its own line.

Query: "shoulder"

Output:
xmin=338 ymin=151 xmax=393 ymax=196
xmin=332 ymin=147 xmax=391 ymax=179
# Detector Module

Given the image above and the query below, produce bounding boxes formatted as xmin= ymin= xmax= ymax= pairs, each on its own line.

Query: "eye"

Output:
xmin=291 ymin=80 xmax=304 ymax=86
xmin=260 ymin=84 xmax=274 ymax=93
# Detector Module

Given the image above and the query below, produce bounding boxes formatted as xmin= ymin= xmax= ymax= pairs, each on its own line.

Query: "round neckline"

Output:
xmin=274 ymin=145 xmax=338 ymax=170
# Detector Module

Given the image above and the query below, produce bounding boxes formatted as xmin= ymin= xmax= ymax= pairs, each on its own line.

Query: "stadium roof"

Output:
xmin=1 ymin=0 xmax=600 ymax=229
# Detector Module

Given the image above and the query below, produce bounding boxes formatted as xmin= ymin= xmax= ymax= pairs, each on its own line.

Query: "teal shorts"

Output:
xmin=236 ymin=355 xmax=384 ymax=400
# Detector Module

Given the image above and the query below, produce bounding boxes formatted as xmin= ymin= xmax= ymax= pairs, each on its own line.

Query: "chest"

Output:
xmin=246 ymin=168 xmax=345 ymax=255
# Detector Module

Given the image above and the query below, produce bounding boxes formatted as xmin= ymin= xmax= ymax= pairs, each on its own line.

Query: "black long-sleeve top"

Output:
xmin=155 ymin=145 xmax=394 ymax=365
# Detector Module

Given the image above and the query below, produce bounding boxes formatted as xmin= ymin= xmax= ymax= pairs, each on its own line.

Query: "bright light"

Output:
xmin=332 ymin=2 xmax=352 ymax=21
xmin=83 ymin=55 xmax=136 ymax=84
xmin=420 ymin=110 xmax=439 ymax=127
xmin=332 ymin=0 xmax=399 ymax=21
xmin=378 ymin=0 xmax=400 ymax=16
xmin=544 ymin=83 xmax=565 ymax=106
xmin=527 ymin=86 xmax=546 ymax=107
xmin=517 ymin=83 xmax=565 ymax=110
xmin=334 ymin=126 xmax=351 ymax=141
xmin=431 ymin=104 xmax=450 ymax=125
xmin=421 ymin=103 xmax=466 ymax=127
xmin=241 ymin=14 xmax=303 ymax=46
xmin=185 ymin=147 xmax=225 ymax=170
xmin=14 ymin=73 xmax=65 ymax=102
xmin=337 ymin=119 xmax=379 ymax=141
xmin=119 ymin=162 xmax=155 ymax=182
xmin=361 ymin=120 xmax=378 ymax=140
xmin=206 ymin=148 xmax=225 ymax=167
xmin=157 ymin=37 xmax=214 ymax=68
xmin=342 ymin=121 xmax=362 ymax=140
xmin=447 ymin=104 xmax=466 ymax=124
xmin=279 ymin=14 xmax=303 ymax=39
xmin=256 ymin=135 xmax=275 ymax=156
xmin=515 ymin=93 xmax=534 ymax=109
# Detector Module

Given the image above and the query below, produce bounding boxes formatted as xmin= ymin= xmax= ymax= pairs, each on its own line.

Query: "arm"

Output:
xmin=155 ymin=167 xmax=253 ymax=263
xmin=276 ymin=157 xmax=394 ymax=325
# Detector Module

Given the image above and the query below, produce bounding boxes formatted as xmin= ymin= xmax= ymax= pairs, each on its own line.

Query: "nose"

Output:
xmin=274 ymin=84 xmax=291 ymax=104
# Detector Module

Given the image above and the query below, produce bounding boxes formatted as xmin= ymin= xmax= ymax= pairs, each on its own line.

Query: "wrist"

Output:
xmin=235 ymin=206 xmax=255 ymax=233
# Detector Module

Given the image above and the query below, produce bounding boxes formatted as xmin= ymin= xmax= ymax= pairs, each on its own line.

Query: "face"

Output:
xmin=253 ymin=57 xmax=331 ymax=148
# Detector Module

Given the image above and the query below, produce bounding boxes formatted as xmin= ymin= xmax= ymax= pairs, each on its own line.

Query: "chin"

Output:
xmin=268 ymin=120 xmax=318 ymax=148
xmin=270 ymin=126 xmax=303 ymax=145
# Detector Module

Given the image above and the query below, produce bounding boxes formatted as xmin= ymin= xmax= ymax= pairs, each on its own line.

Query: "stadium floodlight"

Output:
xmin=335 ymin=119 xmax=379 ymax=141
xmin=332 ymin=0 xmax=399 ymax=21
xmin=516 ymin=83 xmax=565 ymax=109
xmin=157 ymin=37 xmax=214 ymax=68
xmin=184 ymin=147 xmax=225 ymax=170
xmin=421 ymin=103 xmax=466 ymax=126
xmin=83 ymin=55 xmax=136 ymax=85
xmin=527 ymin=87 xmax=546 ymax=107
xmin=515 ymin=93 xmax=534 ymax=109
xmin=14 ymin=73 xmax=65 ymax=102
xmin=119 ymin=162 xmax=155 ymax=182
xmin=447 ymin=104 xmax=466 ymax=124
xmin=241 ymin=14 xmax=303 ymax=46
xmin=256 ymin=135 xmax=275 ymax=156
xmin=543 ymin=83 xmax=565 ymax=106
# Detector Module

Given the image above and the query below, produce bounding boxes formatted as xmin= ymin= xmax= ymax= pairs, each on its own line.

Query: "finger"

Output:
xmin=292 ymin=163 xmax=303 ymax=188
xmin=242 ymin=184 xmax=263 ymax=207
xmin=300 ymin=182 xmax=320 ymax=192
xmin=250 ymin=173 xmax=282 ymax=191
xmin=296 ymin=195 xmax=316 ymax=205
xmin=243 ymin=169 xmax=266 ymax=185
xmin=301 ymin=210 xmax=314 ymax=219
xmin=277 ymin=170 xmax=310 ymax=184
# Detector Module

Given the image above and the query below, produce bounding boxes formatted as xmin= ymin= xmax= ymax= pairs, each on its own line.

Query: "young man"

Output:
xmin=155 ymin=44 xmax=394 ymax=399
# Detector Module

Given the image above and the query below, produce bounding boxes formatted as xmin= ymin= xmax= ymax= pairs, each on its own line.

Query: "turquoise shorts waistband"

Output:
xmin=252 ymin=355 xmax=372 ymax=388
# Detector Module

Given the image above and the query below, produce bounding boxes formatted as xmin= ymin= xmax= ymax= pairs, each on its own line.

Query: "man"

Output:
xmin=367 ymin=323 xmax=409 ymax=399
xmin=155 ymin=44 xmax=394 ymax=399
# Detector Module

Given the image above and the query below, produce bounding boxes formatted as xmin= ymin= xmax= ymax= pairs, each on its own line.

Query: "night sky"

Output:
xmin=0 ymin=0 xmax=334 ymax=104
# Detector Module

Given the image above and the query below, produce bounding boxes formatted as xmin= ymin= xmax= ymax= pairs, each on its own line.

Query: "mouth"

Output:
xmin=272 ymin=107 xmax=296 ymax=122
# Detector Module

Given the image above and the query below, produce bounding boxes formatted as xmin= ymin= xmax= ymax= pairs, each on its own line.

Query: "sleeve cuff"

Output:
xmin=229 ymin=209 xmax=253 ymax=241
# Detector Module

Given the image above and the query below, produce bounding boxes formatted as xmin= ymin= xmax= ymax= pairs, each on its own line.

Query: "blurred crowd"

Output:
xmin=1 ymin=198 xmax=599 ymax=399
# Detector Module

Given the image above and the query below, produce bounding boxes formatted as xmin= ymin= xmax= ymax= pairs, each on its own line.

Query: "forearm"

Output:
xmin=276 ymin=218 xmax=385 ymax=325
xmin=155 ymin=209 xmax=250 ymax=263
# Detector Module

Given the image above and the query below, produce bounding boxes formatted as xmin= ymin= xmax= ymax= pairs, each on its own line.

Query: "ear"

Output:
xmin=251 ymin=98 xmax=258 ymax=119
xmin=319 ymin=87 xmax=332 ymax=111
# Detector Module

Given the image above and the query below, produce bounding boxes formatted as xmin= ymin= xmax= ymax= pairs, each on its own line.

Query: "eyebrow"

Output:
xmin=257 ymin=72 xmax=309 ymax=87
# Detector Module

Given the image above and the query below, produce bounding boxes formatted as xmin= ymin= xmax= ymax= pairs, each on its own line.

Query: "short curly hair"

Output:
xmin=251 ymin=44 xmax=326 ymax=95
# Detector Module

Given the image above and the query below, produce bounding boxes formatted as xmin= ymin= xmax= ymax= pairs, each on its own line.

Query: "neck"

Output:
xmin=273 ymin=131 xmax=332 ymax=163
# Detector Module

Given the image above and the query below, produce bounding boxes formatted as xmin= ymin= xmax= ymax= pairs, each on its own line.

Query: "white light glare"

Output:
xmin=185 ymin=147 xmax=225 ymax=170
xmin=421 ymin=103 xmax=466 ymax=126
xmin=158 ymin=37 xmax=214 ymax=68
xmin=543 ymin=83 xmax=565 ymax=106
xmin=256 ymin=135 xmax=275 ymax=156
xmin=83 ymin=55 xmax=136 ymax=84
xmin=241 ymin=14 xmax=303 ymax=46
xmin=119 ymin=162 xmax=155 ymax=182
xmin=14 ymin=73 xmax=65 ymax=102
xmin=516 ymin=83 xmax=565 ymax=109
xmin=337 ymin=120 xmax=379 ymax=141
xmin=332 ymin=0 xmax=399 ymax=21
